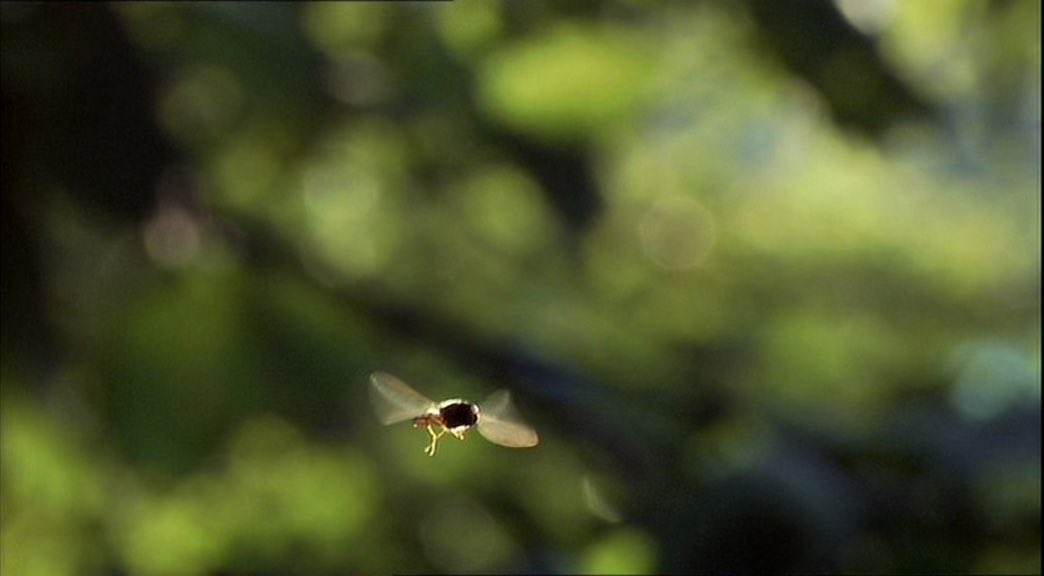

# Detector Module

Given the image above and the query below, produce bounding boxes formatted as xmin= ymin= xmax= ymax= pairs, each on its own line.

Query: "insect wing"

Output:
xmin=369 ymin=372 xmax=436 ymax=425
xmin=477 ymin=390 xmax=539 ymax=448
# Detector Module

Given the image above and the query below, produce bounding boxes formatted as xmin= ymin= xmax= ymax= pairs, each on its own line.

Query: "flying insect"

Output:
xmin=369 ymin=372 xmax=539 ymax=456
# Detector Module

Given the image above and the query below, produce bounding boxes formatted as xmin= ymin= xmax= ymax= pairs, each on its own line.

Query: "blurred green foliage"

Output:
xmin=1 ymin=1 xmax=1039 ymax=575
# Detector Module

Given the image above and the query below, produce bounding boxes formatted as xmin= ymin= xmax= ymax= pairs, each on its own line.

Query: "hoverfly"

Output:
xmin=369 ymin=372 xmax=539 ymax=456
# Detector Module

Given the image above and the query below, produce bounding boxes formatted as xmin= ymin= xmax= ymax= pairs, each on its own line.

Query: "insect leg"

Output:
xmin=425 ymin=425 xmax=447 ymax=456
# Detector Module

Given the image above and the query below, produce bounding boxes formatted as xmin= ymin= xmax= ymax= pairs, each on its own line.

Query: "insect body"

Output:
xmin=369 ymin=372 xmax=539 ymax=456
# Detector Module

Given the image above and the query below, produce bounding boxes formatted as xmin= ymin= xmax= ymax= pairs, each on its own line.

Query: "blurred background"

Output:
xmin=1 ymin=1 xmax=1040 ymax=574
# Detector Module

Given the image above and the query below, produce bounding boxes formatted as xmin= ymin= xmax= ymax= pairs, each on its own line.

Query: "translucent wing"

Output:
xmin=369 ymin=372 xmax=436 ymax=425
xmin=477 ymin=390 xmax=539 ymax=448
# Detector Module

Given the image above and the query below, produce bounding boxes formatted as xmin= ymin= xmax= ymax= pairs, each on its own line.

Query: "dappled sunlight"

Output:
xmin=2 ymin=1 xmax=1039 ymax=574
xmin=301 ymin=154 xmax=387 ymax=279
xmin=293 ymin=120 xmax=409 ymax=283
xmin=107 ymin=415 xmax=380 ymax=575
xmin=757 ymin=309 xmax=912 ymax=427
xmin=1 ymin=401 xmax=109 ymax=576
xmin=478 ymin=24 xmax=655 ymax=144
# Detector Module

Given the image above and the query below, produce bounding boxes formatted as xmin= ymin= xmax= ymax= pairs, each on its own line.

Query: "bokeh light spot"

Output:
xmin=301 ymin=3 xmax=387 ymax=58
xmin=143 ymin=203 xmax=202 ymax=270
xmin=157 ymin=64 xmax=243 ymax=146
xmin=419 ymin=496 xmax=518 ymax=573
xmin=436 ymin=0 xmax=501 ymax=60
xmin=949 ymin=341 xmax=1041 ymax=421
xmin=479 ymin=25 xmax=653 ymax=143
xmin=581 ymin=527 xmax=658 ymax=575
xmin=639 ymin=196 xmax=716 ymax=270
xmin=455 ymin=164 xmax=553 ymax=255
